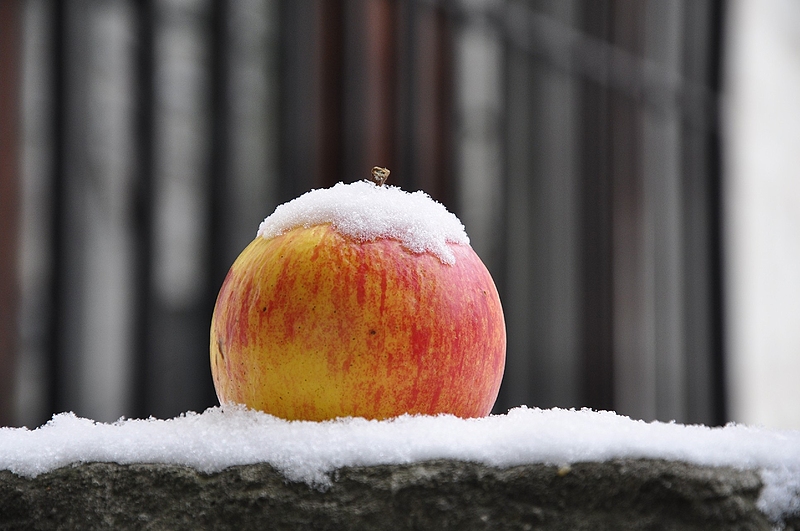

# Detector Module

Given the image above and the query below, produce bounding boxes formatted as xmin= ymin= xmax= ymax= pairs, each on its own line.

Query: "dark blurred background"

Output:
xmin=1 ymin=0 xmax=727 ymax=428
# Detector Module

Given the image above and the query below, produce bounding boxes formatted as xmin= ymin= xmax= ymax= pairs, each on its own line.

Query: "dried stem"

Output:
xmin=370 ymin=167 xmax=390 ymax=187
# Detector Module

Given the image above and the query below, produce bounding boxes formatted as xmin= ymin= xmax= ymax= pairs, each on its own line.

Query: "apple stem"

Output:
xmin=370 ymin=166 xmax=390 ymax=187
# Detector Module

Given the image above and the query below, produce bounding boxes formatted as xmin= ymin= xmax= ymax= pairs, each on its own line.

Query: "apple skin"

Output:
xmin=210 ymin=223 xmax=505 ymax=421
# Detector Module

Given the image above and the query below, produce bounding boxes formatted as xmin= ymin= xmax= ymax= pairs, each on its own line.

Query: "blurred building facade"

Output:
xmin=1 ymin=0 xmax=725 ymax=428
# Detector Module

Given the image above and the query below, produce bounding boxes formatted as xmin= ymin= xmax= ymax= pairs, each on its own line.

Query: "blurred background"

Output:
xmin=1 ymin=0 xmax=798 ymax=429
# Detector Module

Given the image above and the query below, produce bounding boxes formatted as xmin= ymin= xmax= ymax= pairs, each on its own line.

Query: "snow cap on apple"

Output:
xmin=211 ymin=169 xmax=506 ymax=421
xmin=257 ymin=175 xmax=468 ymax=265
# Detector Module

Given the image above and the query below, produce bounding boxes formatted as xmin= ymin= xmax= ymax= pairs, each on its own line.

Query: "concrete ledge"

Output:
xmin=1 ymin=458 xmax=794 ymax=530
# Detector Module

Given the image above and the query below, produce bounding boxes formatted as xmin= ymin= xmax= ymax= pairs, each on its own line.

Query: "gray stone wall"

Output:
xmin=2 ymin=458 xmax=796 ymax=530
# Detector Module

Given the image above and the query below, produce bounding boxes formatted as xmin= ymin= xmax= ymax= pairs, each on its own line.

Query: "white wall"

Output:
xmin=725 ymin=0 xmax=800 ymax=428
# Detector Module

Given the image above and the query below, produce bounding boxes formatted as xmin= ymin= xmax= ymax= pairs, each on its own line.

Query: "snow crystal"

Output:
xmin=2 ymin=406 xmax=800 ymax=522
xmin=256 ymin=180 xmax=470 ymax=264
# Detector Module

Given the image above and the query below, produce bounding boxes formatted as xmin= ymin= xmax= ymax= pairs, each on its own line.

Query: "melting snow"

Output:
xmin=256 ymin=180 xmax=470 ymax=264
xmin=1 ymin=406 xmax=799 ymax=521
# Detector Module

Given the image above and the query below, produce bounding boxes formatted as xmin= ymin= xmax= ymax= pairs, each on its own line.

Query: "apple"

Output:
xmin=210 ymin=176 xmax=505 ymax=421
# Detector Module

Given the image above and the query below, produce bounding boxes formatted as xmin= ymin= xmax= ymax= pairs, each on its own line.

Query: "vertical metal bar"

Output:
xmin=413 ymin=4 xmax=452 ymax=203
xmin=207 ymin=0 xmax=229 ymax=303
xmin=577 ymin=0 xmax=614 ymax=412
xmin=0 ymin=0 xmax=21 ymax=426
xmin=494 ymin=0 xmax=530 ymax=415
xmin=362 ymin=0 xmax=397 ymax=176
xmin=707 ymin=0 xmax=727 ymax=426
xmin=277 ymin=0 xmax=316 ymax=201
xmin=204 ymin=0 xmax=230 ymax=408
xmin=680 ymin=1 xmax=711 ymax=426
xmin=498 ymin=32 xmax=535 ymax=413
xmin=315 ymin=0 xmax=346 ymax=188
xmin=394 ymin=0 xmax=416 ymax=191
xmin=132 ymin=0 xmax=156 ymax=419
xmin=47 ymin=0 xmax=68 ymax=416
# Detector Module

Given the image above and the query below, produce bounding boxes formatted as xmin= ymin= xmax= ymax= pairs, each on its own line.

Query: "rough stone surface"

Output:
xmin=0 ymin=459 xmax=780 ymax=530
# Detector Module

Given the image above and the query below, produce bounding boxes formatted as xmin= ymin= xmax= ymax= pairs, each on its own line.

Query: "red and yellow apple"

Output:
xmin=210 ymin=188 xmax=505 ymax=421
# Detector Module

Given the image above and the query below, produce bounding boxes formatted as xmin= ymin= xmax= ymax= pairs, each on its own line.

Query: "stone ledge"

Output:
xmin=0 ymin=458 xmax=795 ymax=530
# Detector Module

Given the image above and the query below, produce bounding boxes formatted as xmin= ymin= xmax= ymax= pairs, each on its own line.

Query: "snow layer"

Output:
xmin=1 ymin=407 xmax=800 ymax=521
xmin=256 ymin=180 xmax=470 ymax=264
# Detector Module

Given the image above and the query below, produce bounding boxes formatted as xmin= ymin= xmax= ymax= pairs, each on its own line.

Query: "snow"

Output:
xmin=1 ymin=407 xmax=799 ymax=521
xmin=256 ymin=180 xmax=470 ymax=264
